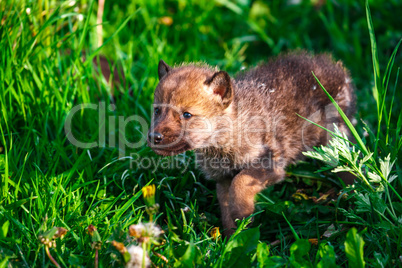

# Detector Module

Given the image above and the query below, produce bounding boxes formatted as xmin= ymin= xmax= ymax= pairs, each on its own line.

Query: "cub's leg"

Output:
xmin=226 ymin=167 xmax=285 ymax=236
xmin=216 ymin=179 xmax=236 ymax=237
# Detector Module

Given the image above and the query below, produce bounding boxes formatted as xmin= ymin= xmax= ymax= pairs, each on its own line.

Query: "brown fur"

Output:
xmin=148 ymin=52 xmax=355 ymax=236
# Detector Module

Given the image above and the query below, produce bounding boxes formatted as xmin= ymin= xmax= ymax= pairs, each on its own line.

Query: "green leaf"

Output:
xmin=373 ymin=251 xmax=388 ymax=267
xmin=42 ymin=227 xmax=59 ymax=240
xmin=379 ymin=154 xmax=396 ymax=181
xmin=332 ymin=166 xmax=355 ymax=173
xmin=355 ymin=193 xmax=371 ymax=213
xmin=367 ymin=172 xmax=382 ymax=183
xmin=0 ymin=257 xmax=9 ymax=268
xmin=123 ymin=251 xmax=131 ymax=263
xmin=257 ymin=243 xmax=287 ymax=268
xmin=91 ymin=229 xmax=101 ymax=243
xmin=317 ymin=243 xmax=339 ymax=268
xmin=223 ymin=227 xmax=260 ymax=267
xmin=225 ymin=227 xmax=260 ymax=253
xmin=344 ymin=228 xmax=365 ymax=268
xmin=173 ymin=240 xmax=201 ymax=267
xmin=302 ymin=145 xmax=339 ymax=167
xmin=257 ymin=243 xmax=270 ymax=267
xmin=289 ymin=239 xmax=312 ymax=268
xmin=266 ymin=256 xmax=287 ymax=268
xmin=337 ymin=208 xmax=367 ymax=224
xmin=4 ymin=197 xmax=37 ymax=210
xmin=0 ymin=221 xmax=9 ymax=239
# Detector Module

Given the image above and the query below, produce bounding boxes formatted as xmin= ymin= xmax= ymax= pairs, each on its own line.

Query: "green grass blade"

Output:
xmin=387 ymin=67 xmax=400 ymax=145
xmin=365 ymin=0 xmax=382 ymax=113
xmin=382 ymin=39 xmax=401 ymax=94
xmin=381 ymin=40 xmax=401 ymax=144
xmin=111 ymin=189 xmax=143 ymax=222
xmin=366 ymin=0 xmax=386 ymax=158
xmin=0 ymin=123 xmax=9 ymax=199
xmin=77 ymin=0 xmax=95 ymax=53
xmin=282 ymin=212 xmax=300 ymax=240
xmin=397 ymin=110 xmax=402 ymax=151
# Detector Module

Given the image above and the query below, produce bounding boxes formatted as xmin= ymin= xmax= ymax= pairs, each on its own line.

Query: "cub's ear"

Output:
xmin=204 ymin=71 xmax=233 ymax=108
xmin=158 ymin=60 xmax=172 ymax=80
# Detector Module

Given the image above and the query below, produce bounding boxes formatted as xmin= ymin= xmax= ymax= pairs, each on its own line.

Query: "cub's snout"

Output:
xmin=148 ymin=132 xmax=163 ymax=144
xmin=147 ymin=108 xmax=190 ymax=156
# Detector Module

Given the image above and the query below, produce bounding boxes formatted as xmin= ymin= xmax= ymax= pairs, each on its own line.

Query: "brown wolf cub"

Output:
xmin=148 ymin=52 xmax=355 ymax=236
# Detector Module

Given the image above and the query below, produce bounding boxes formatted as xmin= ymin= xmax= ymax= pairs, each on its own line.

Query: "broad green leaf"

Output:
xmin=262 ymin=257 xmax=287 ymax=268
xmin=223 ymin=227 xmax=260 ymax=267
xmin=257 ymin=243 xmax=287 ymax=268
xmin=345 ymin=228 xmax=365 ymax=268
xmin=225 ymin=227 xmax=260 ymax=254
xmin=317 ymin=243 xmax=339 ymax=268
xmin=257 ymin=243 xmax=270 ymax=267
xmin=173 ymin=240 xmax=201 ymax=267
xmin=289 ymin=239 xmax=312 ymax=268
xmin=0 ymin=257 xmax=9 ymax=268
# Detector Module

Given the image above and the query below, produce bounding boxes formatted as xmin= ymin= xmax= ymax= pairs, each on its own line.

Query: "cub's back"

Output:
xmin=233 ymin=52 xmax=355 ymax=162
xmin=234 ymin=52 xmax=354 ymax=118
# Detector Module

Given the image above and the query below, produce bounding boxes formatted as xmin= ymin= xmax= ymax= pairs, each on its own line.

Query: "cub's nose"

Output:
xmin=148 ymin=132 xmax=164 ymax=144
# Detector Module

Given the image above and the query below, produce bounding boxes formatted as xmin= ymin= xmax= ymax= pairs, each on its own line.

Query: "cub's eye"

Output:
xmin=183 ymin=112 xmax=192 ymax=119
xmin=154 ymin=108 xmax=160 ymax=115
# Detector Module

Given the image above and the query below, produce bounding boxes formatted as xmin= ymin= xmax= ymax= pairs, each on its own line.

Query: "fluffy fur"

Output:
xmin=148 ymin=52 xmax=355 ymax=236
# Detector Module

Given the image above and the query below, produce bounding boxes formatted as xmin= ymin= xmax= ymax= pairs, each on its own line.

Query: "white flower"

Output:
xmin=125 ymin=245 xmax=150 ymax=268
xmin=129 ymin=222 xmax=162 ymax=239
xmin=145 ymin=222 xmax=162 ymax=238
xmin=129 ymin=223 xmax=146 ymax=238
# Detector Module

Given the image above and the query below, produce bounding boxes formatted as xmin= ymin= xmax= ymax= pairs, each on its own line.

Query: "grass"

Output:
xmin=0 ymin=0 xmax=401 ymax=267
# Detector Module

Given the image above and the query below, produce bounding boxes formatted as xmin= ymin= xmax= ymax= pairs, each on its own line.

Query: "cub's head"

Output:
xmin=147 ymin=60 xmax=234 ymax=156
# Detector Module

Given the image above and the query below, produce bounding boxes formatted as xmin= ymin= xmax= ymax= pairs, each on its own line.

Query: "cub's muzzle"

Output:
xmin=148 ymin=132 xmax=164 ymax=145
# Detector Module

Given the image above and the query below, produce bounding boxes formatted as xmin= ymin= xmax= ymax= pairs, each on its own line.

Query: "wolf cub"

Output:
xmin=148 ymin=52 xmax=355 ymax=236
